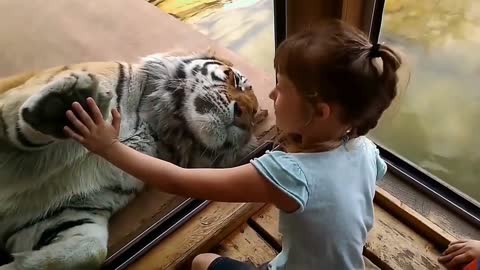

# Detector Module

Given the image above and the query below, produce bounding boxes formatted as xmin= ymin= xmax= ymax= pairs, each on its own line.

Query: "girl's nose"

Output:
xmin=269 ymin=88 xmax=276 ymax=100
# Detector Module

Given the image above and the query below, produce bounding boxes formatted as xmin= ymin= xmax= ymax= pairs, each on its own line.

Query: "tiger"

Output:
xmin=0 ymin=49 xmax=265 ymax=270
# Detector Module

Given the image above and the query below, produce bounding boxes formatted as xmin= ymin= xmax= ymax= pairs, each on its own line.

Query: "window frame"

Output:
xmin=274 ymin=0 xmax=480 ymax=226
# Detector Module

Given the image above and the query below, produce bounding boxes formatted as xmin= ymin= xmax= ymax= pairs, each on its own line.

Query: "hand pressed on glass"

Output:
xmin=64 ymin=97 xmax=121 ymax=155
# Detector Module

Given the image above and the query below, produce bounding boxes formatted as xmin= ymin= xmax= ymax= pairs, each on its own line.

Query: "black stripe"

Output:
xmin=234 ymin=74 xmax=240 ymax=87
xmin=211 ymin=72 xmax=224 ymax=82
xmin=134 ymin=74 xmax=147 ymax=131
xmin=182 ymin=57 xmax=218 ymax=65
xmin=3 ymin=205 xmax=111 ymax=245
xmin=5 ymin=207 xmax=66 ymax=242
xmin=15 ymin=122 xmax=51 ymax=148
xmin=33 ymin=218 xmax=94 ymax=250
xmin=203 ymin=60 xmax=224 ymax=66
xmin=116 ymin=62 xmax=126 ymax=109
xmin=191 ymin=65 xmax=200 ymax=76
xmin=175 ymin=64 xmax=186 ymax=79
xmin=200 ymin=60 xmax=223 ymax=75
xmin=104 ymin=186 xmax=138 ymax=196
xmin=210 ymin=83 xmax=227 ymax=89
xmin=0 ymin=246 xmax=13 ymax=265
xmin=67 ymin=206 xmax=112 ymax=214
xmin=172 ymin=85 xmax=185 ymax=111
xmin=0 ymin=108 xmax=7 ymax=138
xmin=214 ymin=91 xmax=229 ymax=108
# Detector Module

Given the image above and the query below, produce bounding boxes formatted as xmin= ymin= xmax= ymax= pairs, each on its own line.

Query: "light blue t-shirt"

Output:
xmin=250 ymin=137 xmax=387 ymax=270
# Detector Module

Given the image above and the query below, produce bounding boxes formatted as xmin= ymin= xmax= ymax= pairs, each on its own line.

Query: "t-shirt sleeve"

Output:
xmin=250 ymin=151 xmax=309 ymax=212
xmin=374 ymin=148 xmax=387 ymax=182
xmin=364 ymin=138 xmax=388 ymax=182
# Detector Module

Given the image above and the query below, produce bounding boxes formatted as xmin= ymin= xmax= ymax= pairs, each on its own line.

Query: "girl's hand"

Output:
xmin=64 ymin=97 xmax=121 ymax=157
xmin=438 ymin=239 xmax=480 ymax=269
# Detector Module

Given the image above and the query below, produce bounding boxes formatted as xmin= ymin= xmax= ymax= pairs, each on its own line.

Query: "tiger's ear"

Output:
xmin=223 ymin=68 xmax=236 ymax=88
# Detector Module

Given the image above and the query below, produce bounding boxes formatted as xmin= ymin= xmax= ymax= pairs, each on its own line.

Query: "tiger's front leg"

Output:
xmin=0 ymin=210 xmax=110 ymax=270
xmin=12 ymin=72 xmax=113 ymax=150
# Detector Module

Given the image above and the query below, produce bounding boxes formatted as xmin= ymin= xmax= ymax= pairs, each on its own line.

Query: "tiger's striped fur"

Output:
xmin=0 ymin=50 xmax=261 ymax=270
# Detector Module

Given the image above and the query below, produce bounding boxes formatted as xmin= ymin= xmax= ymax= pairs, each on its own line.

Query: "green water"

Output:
xmin=159 ymin=0 xmax=480 ymax=203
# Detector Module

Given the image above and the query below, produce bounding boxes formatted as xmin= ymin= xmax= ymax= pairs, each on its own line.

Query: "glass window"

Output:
xmin=156 ymin=0 xmax=275 ymax=75
xmin=155 ymin=0 xmax=480 ymax=203
xmin=371 ymin=0 xmax=480 ymax=202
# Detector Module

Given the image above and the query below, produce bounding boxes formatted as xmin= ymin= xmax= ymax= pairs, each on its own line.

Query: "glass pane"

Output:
xmin=156 ymin=0 xmax=275 ymax=74
xmin=371 ymin=0 xmax=480 ymax=202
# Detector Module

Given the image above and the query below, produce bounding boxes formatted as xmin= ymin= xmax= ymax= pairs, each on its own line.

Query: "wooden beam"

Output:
xmin=341 ymin=0 xmax=376 ymax=36
xmin=128 ymin=202 xmax=263 ymax=270
xmin=367 ymin=206 xmax=443 ymax=270
xmin=213 ymin=224 xmax=277 ymax=267
xmin=374 ymin=187 xmax=457 ymax=249
xmin=285 ymin=0 xmax=343 ymax=36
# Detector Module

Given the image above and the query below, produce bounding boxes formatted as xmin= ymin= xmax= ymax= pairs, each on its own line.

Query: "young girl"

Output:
xmin=64 ymin=20 xmax=402 ymax=270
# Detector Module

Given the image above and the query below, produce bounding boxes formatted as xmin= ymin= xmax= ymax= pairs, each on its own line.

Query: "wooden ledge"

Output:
xmin=128 ymin=202 xmax=263 ymax=270
xmin=374 ymin=187 xmax=457 ymax=250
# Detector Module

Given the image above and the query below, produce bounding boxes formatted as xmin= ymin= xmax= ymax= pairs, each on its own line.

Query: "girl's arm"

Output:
xmin=64 ymin=98 xmax=298 ymax=212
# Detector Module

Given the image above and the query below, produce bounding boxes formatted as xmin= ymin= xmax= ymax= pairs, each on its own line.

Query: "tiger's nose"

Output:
xmin=232 ymin=102 xmax=250 ymax=130
xmin=233 ymin=102 xmax=242 ymax=118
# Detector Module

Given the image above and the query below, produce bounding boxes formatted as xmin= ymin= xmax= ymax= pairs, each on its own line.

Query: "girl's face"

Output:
xmin=269 ymin=73 xmax=310 ymax=133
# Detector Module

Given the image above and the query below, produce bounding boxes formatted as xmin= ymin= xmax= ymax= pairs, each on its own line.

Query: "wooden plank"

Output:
xmin=364 ymin=256 xmax=382 ymax=270
xmin=367 ymin=206 xmax=444 ymax=270
xmin=374 ymin=187 xmax=457 ymax=250
xmin=249 ymin=205 xmax=281 ymax=247
xmin=107 ymin=190 xmax=186 ymax=255
xmin=129 ymin=202 xmax=263 ymax=270
xmin=250 ymin=204 xmax=444 ymax=270
xmin=213 ymin=224 xmax=277 ymax=267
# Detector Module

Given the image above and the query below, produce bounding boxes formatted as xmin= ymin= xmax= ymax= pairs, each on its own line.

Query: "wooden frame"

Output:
xmin=285 ymin=0 xmax=342 ymax=35
xmin=341 ymin=0 xmax=377 ymax=38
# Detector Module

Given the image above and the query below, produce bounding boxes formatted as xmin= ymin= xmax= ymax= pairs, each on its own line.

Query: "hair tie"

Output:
xmin=369 ymin=43 xmax=381 ymax=58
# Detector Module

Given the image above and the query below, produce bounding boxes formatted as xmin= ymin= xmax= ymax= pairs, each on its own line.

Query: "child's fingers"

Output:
xmin=86 ymin=97 xmax=104 ymax=124
xmin=443 ymin=243 xmax=465 ymax=255
xmin=439 ymin=246 xmax=466 ymax=263
xmin=63 ymin=126 xmax=85 ymax=143
xmin=66 ymin=110 xmax=90 ymax=136
xmin=111 ymin=108 xmax=121 ymax=131
xmin=449 ymin=239 xmax=468 ymax=246
xmin=72 ymin=102 xmax=95 ymax=129
xmin=444 ymin=253 xmax=470 ymax=269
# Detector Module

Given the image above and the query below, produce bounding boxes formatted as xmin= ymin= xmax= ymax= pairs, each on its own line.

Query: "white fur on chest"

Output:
xmin=0 ymin=153 xmax=133 ymax=216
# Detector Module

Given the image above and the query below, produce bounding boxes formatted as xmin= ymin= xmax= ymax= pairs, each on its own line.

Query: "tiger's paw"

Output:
xmin=20 ymin=72 xmax=112 ymax=139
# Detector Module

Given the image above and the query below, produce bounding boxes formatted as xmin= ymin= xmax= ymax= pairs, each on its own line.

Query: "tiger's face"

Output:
xmin=185 ymin=63 xmax=258 ymax=151
xmin=141 ymin=55 xmax=261 ymax=163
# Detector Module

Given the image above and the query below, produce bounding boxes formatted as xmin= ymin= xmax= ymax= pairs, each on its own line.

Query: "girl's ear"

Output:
xmin=314 ymin=102 xmax=331 ymax=120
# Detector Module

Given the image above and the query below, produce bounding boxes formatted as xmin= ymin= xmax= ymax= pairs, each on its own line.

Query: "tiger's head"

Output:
xmin=140 ymin=53 xmax=263 ymax=167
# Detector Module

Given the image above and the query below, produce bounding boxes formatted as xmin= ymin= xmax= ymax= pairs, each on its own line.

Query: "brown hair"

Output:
xmin=274 ymin=20 xmax=402 ymax=152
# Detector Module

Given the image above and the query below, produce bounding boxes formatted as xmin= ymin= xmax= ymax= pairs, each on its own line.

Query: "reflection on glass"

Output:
xmin=156 ymin=0 xmax=275 ymax=74
xmin=156 ymin=0 xmax=480 ymax=203
xmin=371 ymin=0 xmax=480 ymax=202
